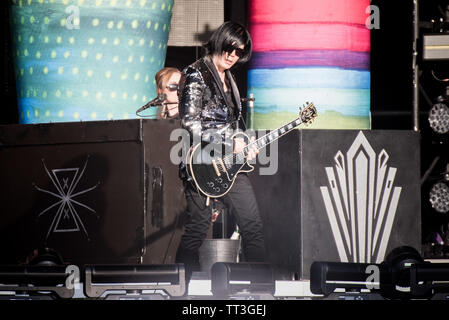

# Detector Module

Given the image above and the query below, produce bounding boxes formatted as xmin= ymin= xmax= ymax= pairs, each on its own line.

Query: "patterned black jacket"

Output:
xmin=178 ymin=55 xmax=243 ymax=148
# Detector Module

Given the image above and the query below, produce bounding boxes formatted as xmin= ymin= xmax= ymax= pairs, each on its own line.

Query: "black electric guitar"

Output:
xmin=186 ymin=102 xmax=318 ymax=198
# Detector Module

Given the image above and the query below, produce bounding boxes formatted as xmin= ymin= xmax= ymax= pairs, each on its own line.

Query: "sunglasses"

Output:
xmin=166 ymin=83 xmax=178 ymax=91
xmin=224 ymin=44 xmax=245 ymax=58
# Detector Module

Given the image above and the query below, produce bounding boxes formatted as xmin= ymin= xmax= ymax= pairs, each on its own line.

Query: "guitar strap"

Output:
xmin=203 ymin=57 xmax=242 ymax=131
xmin=226 ymin=69 xmax=245 ymax=131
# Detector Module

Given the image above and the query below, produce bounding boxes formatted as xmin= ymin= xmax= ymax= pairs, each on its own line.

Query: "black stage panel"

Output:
xmin=250 ymin=129 xmax=422 ymax=280
xmin=141 ymin=119 xmax=186 ymax=265
xmin=0 ymin=119 xmax=185 ymax=266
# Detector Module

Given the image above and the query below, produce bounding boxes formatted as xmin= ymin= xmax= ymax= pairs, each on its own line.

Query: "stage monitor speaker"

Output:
xmin=0 ymin=119 xmax=185 ymax=266
xmin=249 ymin=129 xmax=421 ymax=280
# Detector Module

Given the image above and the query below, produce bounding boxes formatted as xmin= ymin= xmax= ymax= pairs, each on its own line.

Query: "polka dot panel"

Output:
xmin=10 ymin=0 xmax=173 ymax=123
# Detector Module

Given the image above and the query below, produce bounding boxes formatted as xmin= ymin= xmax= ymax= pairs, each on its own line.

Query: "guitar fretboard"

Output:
xmin=221 ymin=103 xmax=317 ymax=169
xmin=252 ymin=117 xmax=303 ymax=151
xmin=222 ymin=117 xmax=303 ymax=169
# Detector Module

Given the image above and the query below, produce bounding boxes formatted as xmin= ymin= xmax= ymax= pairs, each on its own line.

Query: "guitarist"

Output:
xmin=175 ymin=21 xmax=266 ymax=280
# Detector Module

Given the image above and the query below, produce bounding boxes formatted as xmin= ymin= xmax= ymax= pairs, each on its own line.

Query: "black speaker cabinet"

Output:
xmin=0 ymin=119 xmax=185 ymax=266
xmin=250 ymin=129 xmax=421 ymax=280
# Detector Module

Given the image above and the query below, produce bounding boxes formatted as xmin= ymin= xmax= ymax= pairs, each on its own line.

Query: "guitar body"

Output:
xmin=186 ymin=132 xmax=254 ymax=198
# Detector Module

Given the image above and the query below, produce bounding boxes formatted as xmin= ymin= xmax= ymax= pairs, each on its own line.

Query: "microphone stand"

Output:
xmin=136 ymin=102 xmax=179 ymax=119
xmin=135 ymin=104 xmax=161 ymax=118
xmin=135 ymin=94 xmax=167 ymax=117
xmin=162 ymin=102 xmax=179 ymax=119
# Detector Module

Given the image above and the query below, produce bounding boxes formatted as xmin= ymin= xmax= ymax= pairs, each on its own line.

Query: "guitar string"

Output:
xmin=220 ymin=116 xmax=305 ymax=169
xmin=198 ymin=107 xmax=316 ymax=196
xmin=214 ymin=106 xmax=316 ymax=171
xmin=221 ymin=106 xmax=316 ymax=169
xmin=221 ymin=119 xmax=302 ymax=167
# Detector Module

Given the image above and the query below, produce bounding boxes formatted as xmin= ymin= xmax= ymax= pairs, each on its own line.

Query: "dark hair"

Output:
xmin=204 ymin=21 xmax=252 ymax=64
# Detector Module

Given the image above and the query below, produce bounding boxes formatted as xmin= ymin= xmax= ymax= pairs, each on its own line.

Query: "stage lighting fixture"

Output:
xmin=83 ymin=264 xmax=186 ymax=299
xmin=429 ymin=182 xmax=449 ymax=213
xmin=423 ymin=34 xmax=449 ymax=60
xmin=0 ymin=265 xmax=75 ymax=299
xmin=310 ymin=246 xmax=435 ymax=300
xmin=410 ymin=262 xmax=449 ymax=298
xmin=428 ymin=102 xmax=449 ymax=134
xmin=26 ymin=247 xmax=64 ymax=266
xmin=310 ymin=261 xmax=385 ymax=296
xmin=210 ymin=262 xmax=275 ymax=297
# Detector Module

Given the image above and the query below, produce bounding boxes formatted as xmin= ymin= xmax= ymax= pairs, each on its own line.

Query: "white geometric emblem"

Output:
xmin=33 ymin=157 xmax=99 ymax=241
xmin=320 ymin=131 xmax=402 ymax=263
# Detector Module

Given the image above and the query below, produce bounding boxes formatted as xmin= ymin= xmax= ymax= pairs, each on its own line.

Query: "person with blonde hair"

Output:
xmin=155 ymin=67 xmax=182 ymax=119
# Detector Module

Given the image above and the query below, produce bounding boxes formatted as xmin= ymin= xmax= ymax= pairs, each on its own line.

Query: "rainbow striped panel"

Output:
xmin=10 ymin=0 xmax=173 ymax=124
xmin=247 ymin=0 xmax=371 ymax=130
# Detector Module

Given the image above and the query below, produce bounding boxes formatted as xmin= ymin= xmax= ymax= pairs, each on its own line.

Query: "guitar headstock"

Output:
xmin=299 ymin=102 xmax=318 ymax=125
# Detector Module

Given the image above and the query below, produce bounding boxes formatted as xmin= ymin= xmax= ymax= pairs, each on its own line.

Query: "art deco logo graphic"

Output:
xmin=320 ymin=131 xmax=402 ymax=264
xmin=33 ymin=157 xmax=99 ymax=241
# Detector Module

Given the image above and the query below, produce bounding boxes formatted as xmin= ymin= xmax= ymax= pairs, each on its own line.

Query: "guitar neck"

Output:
xmin=223 ymin=103 xmax=317 ymax=167
xmin=246 ymin=117 xmax=303 ymax=153
xmin=223 ymin=118 xmax=302 ymax=168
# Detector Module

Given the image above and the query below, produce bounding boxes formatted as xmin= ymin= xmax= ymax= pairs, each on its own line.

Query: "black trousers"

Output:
xmin=175 ymin=174 xmax=266 ymax=275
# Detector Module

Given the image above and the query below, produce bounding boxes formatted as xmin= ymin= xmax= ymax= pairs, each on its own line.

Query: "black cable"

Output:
xmin=431 ymin=70 xmax=449 ymax=82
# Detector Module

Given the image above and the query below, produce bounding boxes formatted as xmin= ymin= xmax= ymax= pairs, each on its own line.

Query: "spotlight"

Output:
xmin=310 ymin=246 xmax=436 ymax=300
xmin=0 ymin=247 xmax=73 ymax=300
xmin=309 ymin=261 xmax=385 ymax=297
xmin=429 ymin=182 xmax=449 ymax=213
xmin=428 ymin=102 xmax=449 ymax=134
xmin=0 ymin=265 xmax=75 ymax=299
xmin=26 ymin=247 xmax=64 ymax=266
xmin=410 ymin=262 xmax=449 ymax=298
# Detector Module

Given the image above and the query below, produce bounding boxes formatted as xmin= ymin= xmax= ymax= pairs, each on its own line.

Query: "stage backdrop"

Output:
xmin=9 ymin=0 xmax=173 ymax=124
xmin=247 ymin=0 xmax=371 ymax=130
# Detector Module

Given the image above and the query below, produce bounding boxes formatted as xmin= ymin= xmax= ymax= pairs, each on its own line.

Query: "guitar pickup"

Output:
xmin=212 ymin=158 xmax=227 ymax=177
xmin=212 ymin=159 xmax=221 ymax=177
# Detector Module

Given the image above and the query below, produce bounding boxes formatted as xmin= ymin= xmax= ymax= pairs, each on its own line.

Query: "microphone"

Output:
xmin=136 ymin=93 xmax=166 ymax=113
xmin=248 ymin=93 xmax=254 ymax=109
xmin=241 ymin=96 xmax=255 ymax=104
